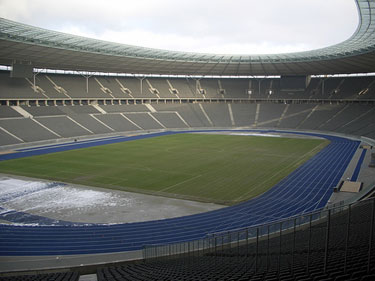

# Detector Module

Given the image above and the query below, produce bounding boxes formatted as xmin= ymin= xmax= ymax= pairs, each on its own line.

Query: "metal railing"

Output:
xmin=144 ymin=197 xmax=375 ymax=274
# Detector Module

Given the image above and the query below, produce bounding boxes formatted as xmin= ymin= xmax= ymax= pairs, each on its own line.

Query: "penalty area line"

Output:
xmin=158 ymin=174 xmax=202 ymax=192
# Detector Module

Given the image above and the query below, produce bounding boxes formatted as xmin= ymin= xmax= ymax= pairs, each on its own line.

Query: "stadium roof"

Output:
xmin=0 ymin=0 xmax=374 ymax=76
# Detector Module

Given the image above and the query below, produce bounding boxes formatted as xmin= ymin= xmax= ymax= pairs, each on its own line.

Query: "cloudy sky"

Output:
xmin=0 ymin=0 xmax=358 ymax=55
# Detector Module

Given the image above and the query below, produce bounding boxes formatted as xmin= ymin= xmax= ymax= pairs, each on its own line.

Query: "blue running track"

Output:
xmin=351 ymin=149 xmax=367 ymax=181
xmin=0 ymin=130 xmax=360 ymax=256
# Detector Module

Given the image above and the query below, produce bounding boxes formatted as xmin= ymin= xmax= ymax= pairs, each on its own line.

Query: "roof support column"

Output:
xmin=79 ymin=72 xmax=94 ymax=94
xmin=193 ymin=78 xmax=201 ymax=95
xmin=137 ymin=77 xmax=145 ymax=95
xmin=257 ymin=78 xmax=263 ymax=96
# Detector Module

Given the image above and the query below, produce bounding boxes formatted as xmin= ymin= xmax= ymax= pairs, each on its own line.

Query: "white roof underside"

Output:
xmin=0 ymin=0 xmax=374 ymax=76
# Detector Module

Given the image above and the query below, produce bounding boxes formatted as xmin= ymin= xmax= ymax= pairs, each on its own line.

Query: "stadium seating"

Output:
xmin=277 ymin=104 xmax=316 ymax=129
xmin=0 ymin=107 xmax=22 ymax=118
xmin=153 ymin=103 xmax=212 ymax=127
xmin=145 ymin=78 xmax=176 ymax=98
xmin=0 ymin=118 xmax=59 ymax=143
xmin=2 ymin=71 xmax=375 ymax=101
xmin=0 ymin=71 xmax=374 ymax=279
xmin=97 ymin=198 xmax=375 ymax=281
xmin=201 ymin=103 xmax=232 ymax=127
xmin=1 ymin=100 xmax=375 ymax=146
xmin=0 ymin=72 xmax=44 ymax=99
xmin=297 ymin=104 xmax=345 ymax=130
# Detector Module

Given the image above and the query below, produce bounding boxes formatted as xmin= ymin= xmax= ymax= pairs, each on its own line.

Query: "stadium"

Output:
xmin=0 ymin=0 xmax=375 ymax=280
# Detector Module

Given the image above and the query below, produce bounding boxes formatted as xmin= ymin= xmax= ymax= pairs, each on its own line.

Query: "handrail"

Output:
xmin=143 ymin=197 xmax=373 ymax=260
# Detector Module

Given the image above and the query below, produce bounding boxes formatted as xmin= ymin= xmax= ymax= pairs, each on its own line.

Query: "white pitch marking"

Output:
xmin=158 ymin=174 xmax=202 ymax=192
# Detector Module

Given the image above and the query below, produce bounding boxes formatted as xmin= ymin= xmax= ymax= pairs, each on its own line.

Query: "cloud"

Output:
xmin=0 ymin=0 xmax=359 ymax=55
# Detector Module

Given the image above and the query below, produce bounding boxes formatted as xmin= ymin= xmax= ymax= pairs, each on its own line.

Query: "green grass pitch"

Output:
xmin=0 ymin=134 xmax=329 ymax=205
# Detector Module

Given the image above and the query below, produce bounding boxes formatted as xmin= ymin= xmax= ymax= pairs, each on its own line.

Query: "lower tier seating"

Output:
xmin=97 ymin=199 xmax=375 ymax=281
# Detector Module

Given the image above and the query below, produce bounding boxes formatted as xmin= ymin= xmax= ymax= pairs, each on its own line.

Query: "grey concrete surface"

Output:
xmin=0 ymin=250 xmax=142 ymax=273
xmin=0 ymin=174 xmax=224 ymax=224
xmin=79 ymin=274 xmax=97 ymax=281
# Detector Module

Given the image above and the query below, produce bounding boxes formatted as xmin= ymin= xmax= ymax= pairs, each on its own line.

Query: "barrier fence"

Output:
xmin=143 ymin=197 xmax=375 ymax=274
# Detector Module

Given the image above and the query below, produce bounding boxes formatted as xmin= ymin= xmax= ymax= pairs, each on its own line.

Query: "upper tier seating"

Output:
xmin=1 ymin=71 xmax=375 ymax=100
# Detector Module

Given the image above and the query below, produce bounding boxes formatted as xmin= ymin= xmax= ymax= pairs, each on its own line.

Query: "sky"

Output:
xmin=0 ymin=0 xmax=359 ymax=55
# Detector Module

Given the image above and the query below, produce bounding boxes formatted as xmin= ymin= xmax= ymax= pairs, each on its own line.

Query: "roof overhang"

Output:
xmin=0 ymin=0 xmax=374 ymax=76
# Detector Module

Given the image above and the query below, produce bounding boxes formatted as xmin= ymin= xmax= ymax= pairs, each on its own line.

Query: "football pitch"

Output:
xmin=0 ymin=133 xmax=329 ymax=205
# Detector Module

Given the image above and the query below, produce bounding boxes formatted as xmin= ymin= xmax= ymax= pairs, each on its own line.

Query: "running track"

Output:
xmin=0 ymin=130 xmax=360 ymax=256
